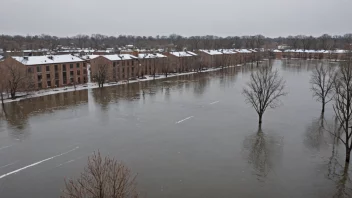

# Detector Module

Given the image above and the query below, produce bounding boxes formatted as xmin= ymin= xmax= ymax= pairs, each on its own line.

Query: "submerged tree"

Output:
xmin=61 ymin=151 xmax=138 ymax=198
xmin=242 ymin=66 xmax=287 ymax=126
xmin=0 ymin=66 xmax=7 ymax=106
xmin=93 ymin=64 xmax=108 ymax=88
xmin=2 ymin=62 xmax=32 ymax=99
xmin=310 ymin=62 xmax=336 ymax=114
xmin=332 ymin=51 xmax=352 ymax=163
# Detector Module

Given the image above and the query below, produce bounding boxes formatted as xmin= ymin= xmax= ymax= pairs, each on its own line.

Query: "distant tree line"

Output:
xmin=0 ymin=34 xmax=351 ymax=52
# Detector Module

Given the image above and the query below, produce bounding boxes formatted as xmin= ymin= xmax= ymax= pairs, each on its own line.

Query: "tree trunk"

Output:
xmin=11 ymin=91 xmax=16 ymax=100
xmin=346 ymin=149 xmax=350 ymax=163
xmin=259 ymin=113 xmax=263 ymax=125
xmin=321 ymin=102 xmax=325 ymax=114
xmin=1 ymin=91 xmax=4 ymax=107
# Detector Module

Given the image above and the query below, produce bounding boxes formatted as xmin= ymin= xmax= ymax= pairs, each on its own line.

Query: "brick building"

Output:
xmin=167 ymin=51 xmax=198 ymax=73
xmin=90 ymin=54 xmax=138 ymax=82
xmin=198 ymin=50 xmax=223 ymax=68
xmin=137 ymin=53 xmax=168 ymax=76
xmin=1 ymin=54 xmax=87 ymax=90
xmin=234 ymin=49 xmax=254 ymax=64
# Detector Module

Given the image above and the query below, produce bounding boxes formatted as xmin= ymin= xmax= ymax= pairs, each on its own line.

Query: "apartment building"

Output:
xmin=137 ymin=53 xmax=168 ymax=76
xmin=167 ymin=51 xmax=198 ymax=73
xmin=234 ymin=49 xmax=254 ymax=63
xmin=2 ymin=54 xmax=87 ymax=90
xmin=198 ymin=50 xmax=223 ymax=68
xmin=90 ymin=54 xmax=138 ymax=82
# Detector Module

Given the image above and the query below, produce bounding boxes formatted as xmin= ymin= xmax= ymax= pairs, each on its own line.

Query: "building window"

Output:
xmin=122 ymin=68 xmax=124 ymax=73
xmin=63 ymin=64 xmax=66 ymax=71
xmin=37 ymin=75 xmax=42 ymax=82
xmin=54 ymin=65 xmax=58 ymax=71
xmin=55 ymin=80 xmax=59 ymax=87
xmin=38 ymin=83 xmax=42 ymax=89
xmin=76 ymin=63 xmax=80 ymax=68
xmin=55 ymin=73 xmax=59 ymax=79
xmin=46 ymin=65 xmax=50 ymax=72
xmin=122 ymin=61 xmax=125 ymax=66
xmin=127 ymin=61 xmax=130 ymax=66
xmin=70 ymin=71 xmax=74 ymax=77
xmin=27 ymin=67 xmax=33 ymax=73
xmin=83 ymin=63 xmax=86 ymax=67
xmin=47 ymin=74 xmax=50 ymax=80
xmin=83 ymin=69 xmax=87 ymax=74
xmin=113 ymin=62 xmax=116 ymax=67
xmin=37 ymin=66 xmax=41 ymax=73
xmin=70 ymin=64 xmax=73 ymax=69
xmin=132 ymin=67 xmax=134 ymax=73
xmin=77 ymin=70 xmax=80 ymax=75
xmin=47 ymin=81 xmax=51 ymax=87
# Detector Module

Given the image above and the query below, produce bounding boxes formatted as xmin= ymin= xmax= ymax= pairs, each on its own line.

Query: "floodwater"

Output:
xmin=0 ymin=60 xmax=350 ymax=198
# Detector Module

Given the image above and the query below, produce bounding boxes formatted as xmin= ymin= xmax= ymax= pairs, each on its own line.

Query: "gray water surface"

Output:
xmin=0 ymin=60 xmax=350 ymax=198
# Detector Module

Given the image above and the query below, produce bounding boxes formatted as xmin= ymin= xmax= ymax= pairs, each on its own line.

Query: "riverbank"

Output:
xmin=1 ymin=65 xmax=242 ymax=104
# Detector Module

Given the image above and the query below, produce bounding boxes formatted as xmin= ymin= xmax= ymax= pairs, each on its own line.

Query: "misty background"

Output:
xmin=1 ymin=0 xmax=351 ymax=37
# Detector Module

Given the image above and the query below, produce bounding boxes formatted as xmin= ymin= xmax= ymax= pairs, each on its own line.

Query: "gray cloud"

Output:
xmin=1 ymin=0 xmax=351 ymax=37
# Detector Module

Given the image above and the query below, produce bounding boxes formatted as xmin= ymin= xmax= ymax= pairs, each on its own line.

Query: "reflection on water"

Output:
xmin=327 ymin=135 xmax=352 ymax=198
xmin=1 ymin=61 xmax=352 ymax=197
xmin=304 ymin=114 xmax=331 ymax=151
xmin=1 ymin=91 xmax=88 ymax=140
xmin=242 ymin=126 xmax=283 ymax=181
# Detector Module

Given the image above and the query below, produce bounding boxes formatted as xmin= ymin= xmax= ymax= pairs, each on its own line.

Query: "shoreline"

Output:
xmin=1 ymin=65 xmax=242 ymax=104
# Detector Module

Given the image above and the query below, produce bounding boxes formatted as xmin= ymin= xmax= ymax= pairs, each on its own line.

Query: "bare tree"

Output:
xmin=3 ymin=62 xmax=30 ymax=99
xmin=112 ymin=65 xmax=118 ymax=83
xmin=242 ymin=66 xmax=287 ymax=126
xmin=162 ymin=57 xmax=170 ymax=78
xmin=0 ymin=66 xmax=6 ymax=106
xmin=332 ymin=51 xmax=352 ymax=163
xmin=93 ymin=64 xmax=108 ymax=88
xmin=61 ymin=151 xmax=138 ymax=198
xmin=310 ymin=62 xmax=336 ymax=114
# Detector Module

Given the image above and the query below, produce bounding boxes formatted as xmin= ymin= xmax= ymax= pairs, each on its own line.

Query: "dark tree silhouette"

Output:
xmin=310 ymin=62 xmax=336 ymax=114
xmin=61 ymin=151 xmax=138 ymax=198
xmin=242 ymin=66 xmax=287 ymax=126
xmin=93 ymin=64 xmax=108 ymax=88
xmin=333 ymin=51 xmax=352 ymax=163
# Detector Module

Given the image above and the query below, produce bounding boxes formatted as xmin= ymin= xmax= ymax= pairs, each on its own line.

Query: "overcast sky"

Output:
xmin=1 ymin=0 xmax=351 ymax=38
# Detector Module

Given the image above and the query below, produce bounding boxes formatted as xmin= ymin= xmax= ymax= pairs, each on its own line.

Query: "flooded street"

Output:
xmin=0 ymin=60 xmax=350 ymax=197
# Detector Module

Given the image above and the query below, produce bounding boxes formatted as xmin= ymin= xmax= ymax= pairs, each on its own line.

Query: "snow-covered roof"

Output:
xmin=284 ymin=49 xmax=343 ymax=53
xmin=138 ymin=53 xmax=167 ymax=59
xmin=272 ymin=49 xmax=282 ymax=53
xmin=12 ymin=54 xmax=85 ymax=66
xmin=103 ymin=54 xmax=137 ymax=61
xmin=170 ymin=51 xmax=197 ymax=57
xmin=187 ymin=51 xmax=198 ymax=56
xmin=199 ymin=50 xmax=223 ymax=55
xmin=333 ymin=49 xmax=348 ymax=54
xmin=285 ymin=49 xmax=305 ymax=53
xmin=58 ymin=49 xmax=95 ymax=53
xmin=221 ymin=49 xmax=238 ymax=54
xmin=199 ymin=49 xmax=237 ymax=55
xmin=81 ymin=55 xmax=100 ymax=60
xmin=234 ymin=49 xmax=252 ymax=53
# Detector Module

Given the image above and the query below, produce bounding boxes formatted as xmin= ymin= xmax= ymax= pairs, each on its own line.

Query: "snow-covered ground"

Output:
xmin=2 ymin=65 xmax=243 ymax=104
